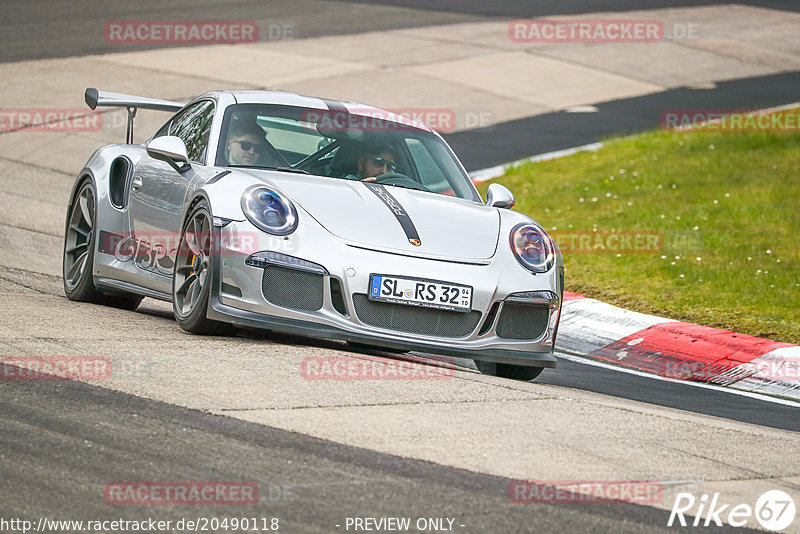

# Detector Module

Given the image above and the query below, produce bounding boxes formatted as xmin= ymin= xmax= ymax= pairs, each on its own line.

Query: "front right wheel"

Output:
xmin=172 ymin=201 xmax=235 ymax=336
xmin=474 ymin=360 xmax=544 ymax=381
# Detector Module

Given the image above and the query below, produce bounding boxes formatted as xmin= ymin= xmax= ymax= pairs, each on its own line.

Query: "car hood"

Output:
xmin=269 ymin=175 xmax=500 ymax=261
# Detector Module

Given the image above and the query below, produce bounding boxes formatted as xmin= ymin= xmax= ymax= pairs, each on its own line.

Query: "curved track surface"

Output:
xmin=1 ymin=162 xmax=798 ymax=531
xmin=1 ymin=1 xmax=799 ymax=532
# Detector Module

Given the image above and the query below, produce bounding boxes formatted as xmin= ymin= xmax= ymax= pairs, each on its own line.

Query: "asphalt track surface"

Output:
xmin=2 ymin=1 xmax=799 ymax=532
xmin=0 ymin=0 xmax=479 ymax=63
xmin=0 ymin=269 xmax=796 ymax=532
xmin=541 ymin=357 xmax=800 ymax=433
xmin=446 ymin=71 xmax=800 ymax=171
xmin=2 ymin=372 xmax=712 ymax=534
xmin=4 ymin=0 xmax=800 ymax=64
xmin=340 ymin=0 xmax=800 ymax=17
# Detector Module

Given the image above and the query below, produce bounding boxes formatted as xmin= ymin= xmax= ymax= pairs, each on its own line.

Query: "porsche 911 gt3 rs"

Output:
xmin=63 ymin=88 xmax=563 ymax=381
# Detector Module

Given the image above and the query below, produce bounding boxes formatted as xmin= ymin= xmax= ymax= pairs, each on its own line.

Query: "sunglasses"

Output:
xmin=371 ymin=157 xmax=397 ymax=172
xmin=234 ymin=140 xmax=266 ymax=153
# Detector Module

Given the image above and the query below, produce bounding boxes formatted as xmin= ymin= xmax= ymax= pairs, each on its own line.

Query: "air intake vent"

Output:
xmin=352 ymin=294 xmax=480 ymax=338
xmin=478 ymin=302 xmax=500 ymax=336
xmin=262 ymin=265 xmax=324 ymax=311
xmin=496 ymin=303 xmax=549 ymax=340
xmin=329 ymin=277 xmax=348 ymax=316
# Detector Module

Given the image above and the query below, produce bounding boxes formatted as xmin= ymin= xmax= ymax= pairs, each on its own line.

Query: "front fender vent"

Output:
xmin=109 ymin=157 xmax=132 ymax=209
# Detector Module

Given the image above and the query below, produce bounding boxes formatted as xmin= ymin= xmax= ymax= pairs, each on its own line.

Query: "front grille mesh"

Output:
xmin=262 ymin=265 xmax=324 ymax=311
xmin=496 ymin=303 xmax=550 ymax=340
xmin=352 ymin=294 xmax=481 ymax=338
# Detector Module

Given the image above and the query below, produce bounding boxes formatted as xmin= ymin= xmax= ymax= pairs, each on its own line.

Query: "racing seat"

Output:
xmin=258 ymin=139 xmax=290 ymax=167
xmin=328 ymin=142 xmax=362 ymax=178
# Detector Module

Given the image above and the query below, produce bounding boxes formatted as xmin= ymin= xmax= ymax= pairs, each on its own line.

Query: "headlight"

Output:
xmin=241 ymin=185 xmax=298 ymax=235
xmin=510 ymin=223 xmax=555 ymax=273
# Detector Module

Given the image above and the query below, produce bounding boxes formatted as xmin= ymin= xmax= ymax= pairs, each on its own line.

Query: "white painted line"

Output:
xmin=748 ymin=101 xmax=800 ymax=114
xmin=469 ymin=142 xmax=603 ymax=183
xmin=565 ymin=105 xmax=599 ymax=113
xmin=555 ymin=351 xmax=800 ymax=408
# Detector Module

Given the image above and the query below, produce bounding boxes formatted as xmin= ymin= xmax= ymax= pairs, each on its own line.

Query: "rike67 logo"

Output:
xmin=669 ymin=490 xmax=796 ymax=531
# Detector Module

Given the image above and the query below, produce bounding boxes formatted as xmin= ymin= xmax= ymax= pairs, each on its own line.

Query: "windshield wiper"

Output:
xmin=265 ymin=166 xmax=309 ymax=175
xmin=229 ymin=165 xmax=309 ymax=174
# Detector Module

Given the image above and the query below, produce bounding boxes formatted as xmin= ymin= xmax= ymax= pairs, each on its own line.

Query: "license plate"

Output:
xmin=368 ymin=274 xmax=473 ymax=312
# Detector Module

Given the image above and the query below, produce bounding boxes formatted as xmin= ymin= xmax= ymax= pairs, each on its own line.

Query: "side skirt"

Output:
xmin=95 ymin=276 xmax=172 ymax=302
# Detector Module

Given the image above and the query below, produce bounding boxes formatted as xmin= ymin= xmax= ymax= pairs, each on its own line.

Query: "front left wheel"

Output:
xmin=172 ymin=201 xmax=236 ymax=336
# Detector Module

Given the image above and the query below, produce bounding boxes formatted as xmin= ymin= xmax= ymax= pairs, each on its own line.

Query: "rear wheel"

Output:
xmin=172 ymin=201 xmax=236 ymax=335
xmin=474 ymin=360 xmax=544 ymax=381
xmin=63 ymin=179 xmax=142 ymax=310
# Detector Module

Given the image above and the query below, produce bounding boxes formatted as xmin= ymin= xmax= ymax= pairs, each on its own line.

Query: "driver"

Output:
xmin=226 ymin=120 xmax=270 ymax=166
xmin=345 ymin=143 xmax=397 ymax=182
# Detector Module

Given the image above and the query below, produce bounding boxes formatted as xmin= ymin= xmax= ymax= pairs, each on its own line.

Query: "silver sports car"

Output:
xmin=63 ymin=88 xmax=563 ymax=380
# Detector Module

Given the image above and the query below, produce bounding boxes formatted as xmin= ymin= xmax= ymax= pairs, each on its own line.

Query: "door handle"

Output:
xmin=131 ymin=176 xmax=143 ymax=192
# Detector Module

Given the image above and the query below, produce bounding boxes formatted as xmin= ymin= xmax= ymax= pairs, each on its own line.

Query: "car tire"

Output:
xmin=474 ymin=360 xmax=544 ymax=381
xmin=172 ymin=200 xmax=236 ymax=336
xmin=63 ymin=179 xmax=143 ymax=311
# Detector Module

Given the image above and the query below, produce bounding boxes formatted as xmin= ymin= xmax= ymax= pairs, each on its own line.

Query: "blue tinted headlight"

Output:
xmin=241 ymin=185 xmax=298 ymax=235
xmin=510 ymin=223 xmax=555 ymax=273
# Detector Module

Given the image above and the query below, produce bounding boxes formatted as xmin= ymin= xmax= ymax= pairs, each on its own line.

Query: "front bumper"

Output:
xmin=207 ymin=221 xmax=561 ymax=368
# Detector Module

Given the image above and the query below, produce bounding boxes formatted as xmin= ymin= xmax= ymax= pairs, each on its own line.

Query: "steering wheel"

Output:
xmin=373 ymin=172 xmax=432 ymax=192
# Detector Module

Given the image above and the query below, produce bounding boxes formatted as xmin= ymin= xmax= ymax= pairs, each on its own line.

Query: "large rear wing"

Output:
xmin=85 ymin=88 xmax=184 ymax=143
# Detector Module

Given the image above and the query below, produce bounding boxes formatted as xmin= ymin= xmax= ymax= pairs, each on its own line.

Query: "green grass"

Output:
xmin=479 ymin=113 xmax=800 ymax=343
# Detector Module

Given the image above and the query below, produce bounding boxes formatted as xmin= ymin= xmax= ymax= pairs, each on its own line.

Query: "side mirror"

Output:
xmin=486 ymin=183 xmax=515 ymax=209
xmin=146 ymin=136 xmax=190 ymax=172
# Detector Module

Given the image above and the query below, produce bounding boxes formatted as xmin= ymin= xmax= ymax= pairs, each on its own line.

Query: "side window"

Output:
xmin=164 ymin=101 xmax=215 ymax=163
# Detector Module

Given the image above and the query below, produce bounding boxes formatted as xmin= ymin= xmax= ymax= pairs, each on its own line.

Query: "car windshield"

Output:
xmin=216 ymin=104 xmax=481 ymax=202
